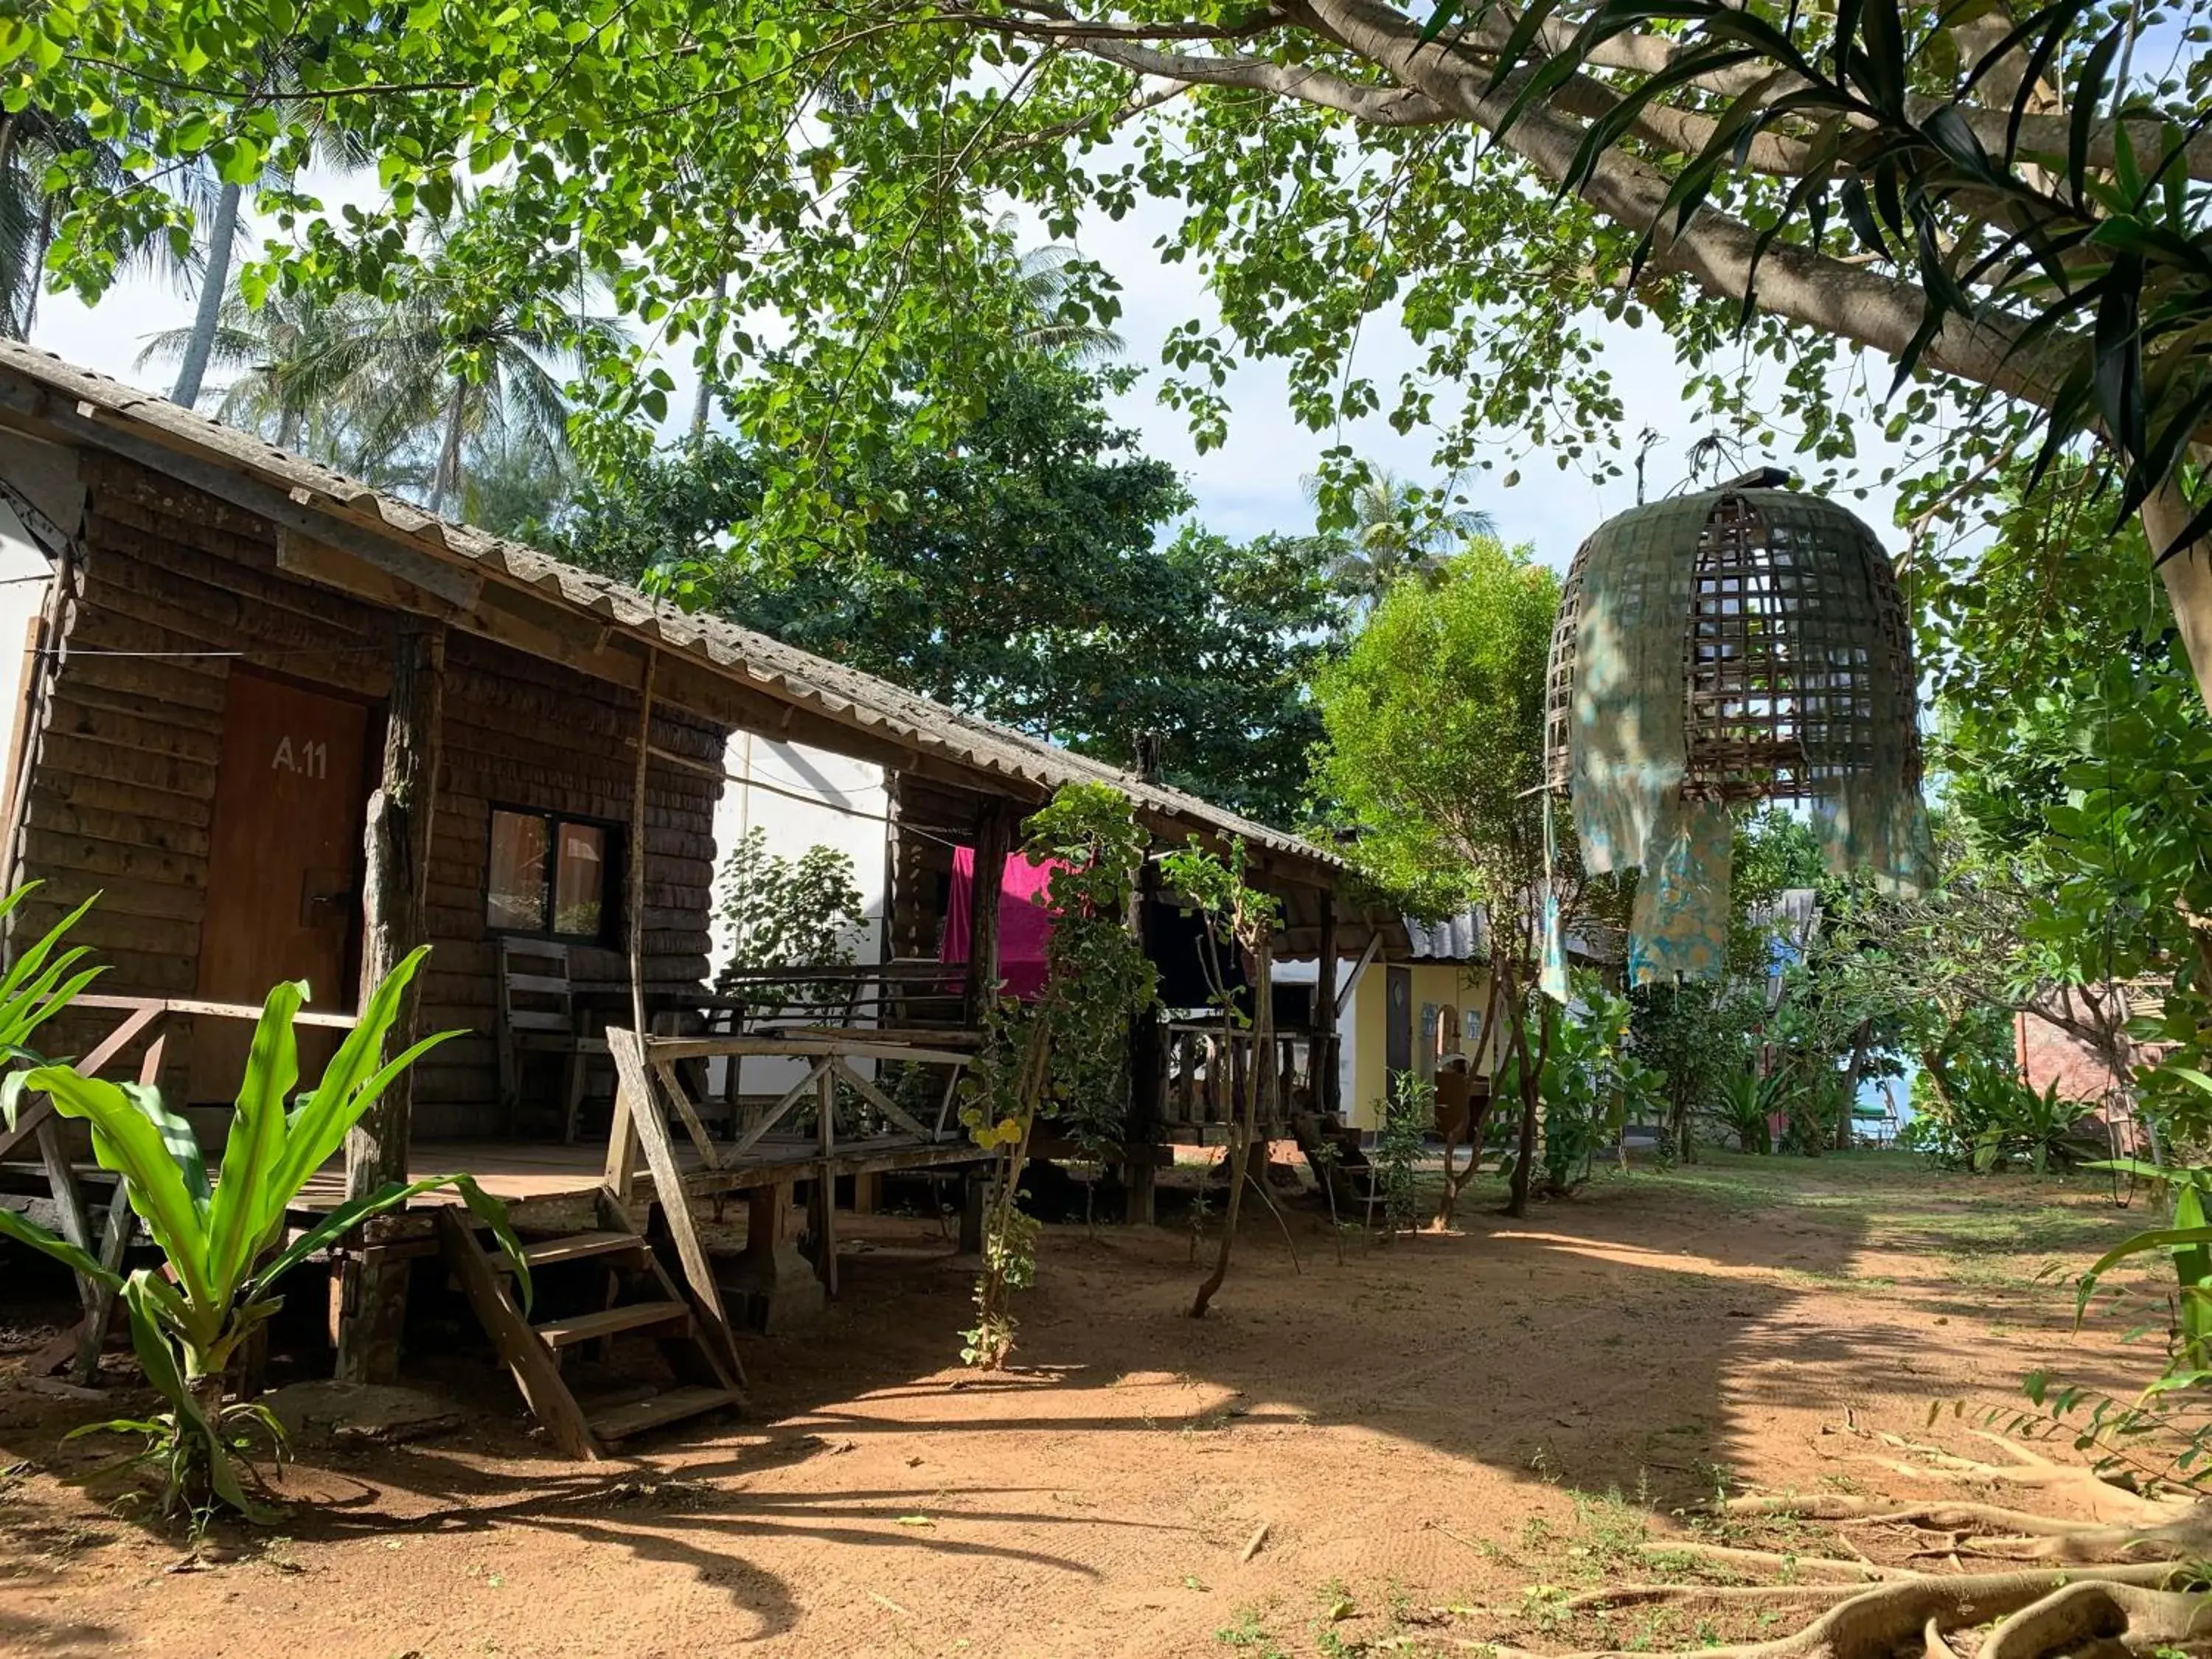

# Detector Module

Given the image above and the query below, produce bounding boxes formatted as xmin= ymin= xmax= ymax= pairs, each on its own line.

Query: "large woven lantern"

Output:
xmin=1541 ymin=479 xmax=1930 ymax=988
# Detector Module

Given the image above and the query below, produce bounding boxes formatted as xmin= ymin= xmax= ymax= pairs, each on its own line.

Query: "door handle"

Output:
xmin=301 ymin=869 xmax=356 ymax=927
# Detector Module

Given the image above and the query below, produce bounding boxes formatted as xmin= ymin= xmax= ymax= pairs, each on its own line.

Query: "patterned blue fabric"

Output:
xmin=1540 ymin=890 xmax=1569 ymax=1003
xmin=1626 ymin=796 xmax=1733 ymax=987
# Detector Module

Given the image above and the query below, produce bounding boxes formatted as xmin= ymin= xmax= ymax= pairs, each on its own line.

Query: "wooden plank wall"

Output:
xmin=12 ymin=450 xmax=727 ymax=1138
xmin=414 ymin=637 xmax=723 ymax=1124
xmin=886 ymin=772 xmax=980 ymax=963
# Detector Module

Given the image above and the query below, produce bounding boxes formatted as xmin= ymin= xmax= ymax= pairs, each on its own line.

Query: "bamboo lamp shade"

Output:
xmin=1543 ymin=486 xmax=1921 ymax=804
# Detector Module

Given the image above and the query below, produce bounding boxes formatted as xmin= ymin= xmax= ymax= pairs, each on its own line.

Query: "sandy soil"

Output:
xmin=0 ymin=1152 xmax=2173 ymax=1658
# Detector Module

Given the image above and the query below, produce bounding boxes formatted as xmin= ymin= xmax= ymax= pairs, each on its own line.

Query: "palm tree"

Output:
xmin=165 ymin=64 xmax=375 ymax=408
xmin=142 ymin=212 xmax=616 ymax=521
xmin=1 ymin=108 xmax=204 ymax=341
xmin=167 ymin=174 xmax=243 ymax=408
xmin=1010 ymin=241 xmax=1124 ymax=364
xmin=355 ymin=279 xmax=619 ymax=518
xmin=136 ymin=286 xmax=391 ymax=459
xmin=990 ymin=212 xmax=1124 ymax=365
xmin=1301 ymin=463 xmax=1498 ymax=612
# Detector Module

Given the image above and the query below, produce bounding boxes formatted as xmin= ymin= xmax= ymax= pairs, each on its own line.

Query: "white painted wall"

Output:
xmin=1273 ymin=953 xmax=1374 ymax=1123
xmin=0 ymin=437 xmax=77 ymax=853
xmin=705 ymin=734 xmax=890 ymax=1098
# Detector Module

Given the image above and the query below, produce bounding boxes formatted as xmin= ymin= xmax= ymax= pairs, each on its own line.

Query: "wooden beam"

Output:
xmin=1337 ymin=933 xmax=1384 ymax=1021
xmin=67 ymin=1032 xmax=163 ymax=1384
xmin=337 ymin=618 xmax=445 ymax=1385
xmin=963 ymin=799 xmax=1012 ymax=1025
xmin=605 ymin=1026 xmax=743 ymax=1377
xmin=1314 ymin=890 xmax=1341 ymax=1120
xmin=74 ymin=993 xmax=358 ymax=1029
xmin=644 ymin=1034 xmax=973 ymax=1067
xmin=813 ymin=1062 xmax=838 ymax=1298
xmin=627 ymin=647 xmax=656 ymax=1040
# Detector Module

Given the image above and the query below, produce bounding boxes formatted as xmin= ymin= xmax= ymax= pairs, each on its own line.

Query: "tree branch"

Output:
xmin=990 ymin=2 xmax=1287 ymax=44
xmin=1075 ymin=37 xmax=1453 ymax=126
xmin=1091 ymin=0 xmax=2081 ymax=417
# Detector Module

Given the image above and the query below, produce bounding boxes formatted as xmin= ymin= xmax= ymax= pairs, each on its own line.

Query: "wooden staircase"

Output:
xmin=1291 ymin=1111 xmax=1385 ymax=1225
xmin=437 ymin=1189 xmax=744 ymax=1459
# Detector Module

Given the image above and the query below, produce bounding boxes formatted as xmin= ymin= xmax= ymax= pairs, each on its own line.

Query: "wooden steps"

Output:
xmin=1291 ymin=1110 xmax=1385 ymax=1222
xmin=498 ymin=1231 xmax=650 ymax=1271
xmin=588 ymin=1384 xmax=739 ymax=1444
xmin=535 ymin=1300 xmax=689 ymax=1348
xmin=437 ymin=1191 xmax=745 ymax=1460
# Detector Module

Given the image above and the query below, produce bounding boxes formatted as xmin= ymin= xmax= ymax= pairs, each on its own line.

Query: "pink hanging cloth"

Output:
xmin=942 ymin=847 xmax=1062 ymax=1001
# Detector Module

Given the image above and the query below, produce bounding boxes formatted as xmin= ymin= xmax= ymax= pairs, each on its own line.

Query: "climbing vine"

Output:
xmin=958 ymin=784 xmax=1155 ymax=1368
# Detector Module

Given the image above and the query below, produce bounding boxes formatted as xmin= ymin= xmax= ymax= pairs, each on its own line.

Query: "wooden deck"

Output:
xmin=291 ymin=1132 xmax=986 ymax=1214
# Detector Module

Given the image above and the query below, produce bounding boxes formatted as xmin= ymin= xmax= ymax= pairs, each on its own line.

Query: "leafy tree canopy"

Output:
xmin=21 ymin=0 xmax=2208 ymax=603
xmin=552 ymin=363 xmax=1343 ymax=827
xmin=1311 ymin=538 xmax=1559 ymax=925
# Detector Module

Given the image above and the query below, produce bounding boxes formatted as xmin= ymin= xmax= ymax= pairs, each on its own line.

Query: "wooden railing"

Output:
xmin=1159 ymin=1021 xmax=1312 ymax=1131
xmin=0 ymin=993 xmax=359 ymax=1387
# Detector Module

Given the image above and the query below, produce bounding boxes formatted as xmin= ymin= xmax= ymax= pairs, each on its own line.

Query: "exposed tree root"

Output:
xmin=1638 ymin=1540 xmax=1907 ymax=1580
xmin=1564 ymin=1582 xmax=1866 ymax=1613
xmin=1978 ymin=1580 xmax=2212 ymax=1659
xmin=1717 ymin=1495 xmax=2093 ymax=1533
xmin=1490 ymin=1564 xmax=2185 ymax=1659
xmin=1715 ymin=1492 xmax=2212 ymax=1562
xmin=1868 ymin=1431 xmax=2192 ymax=1527
xmin=1921 ymin=1617 xmax=1962 ymax=1659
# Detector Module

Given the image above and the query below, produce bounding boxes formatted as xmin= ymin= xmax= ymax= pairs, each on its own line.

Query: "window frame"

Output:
xmin=484 ymin=804 xmax=624 ymax=945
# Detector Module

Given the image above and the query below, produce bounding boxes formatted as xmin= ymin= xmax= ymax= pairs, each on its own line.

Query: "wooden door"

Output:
xmin=1384 ymin=964 xmax=1413 ymax=1081
xmin=192 ymin=672 xmax=372 ymax=1101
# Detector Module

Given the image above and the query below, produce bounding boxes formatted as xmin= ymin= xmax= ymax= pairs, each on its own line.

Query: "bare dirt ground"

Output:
xmin=0 ymin=1152 xmax=2174 ymax=1658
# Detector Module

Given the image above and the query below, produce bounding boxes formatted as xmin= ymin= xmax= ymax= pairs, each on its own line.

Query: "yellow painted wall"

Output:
xmin=1346 ymin=961 xmax=1494 ymax=1130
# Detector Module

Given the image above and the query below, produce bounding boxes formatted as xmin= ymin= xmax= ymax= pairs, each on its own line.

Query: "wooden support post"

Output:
xmin=958 ymin=1171 xmax=987 ymax=1256
xmin=627 ymin=647 xmax=658 ymax=1043
xmin=1124 ymin=849 xmax=1163 ymax=1225
xmin=812 ymin=1062 xmax=838 ymax=1297
xmin=35 ymin=1117 xmax=95 ymax=1319
xmin=1314 ymin=890 xmax=1342 ymax=1121
xmin=962 ymin=800 xmax=1011 ymax=1025
xmin=67 ymin=1032 xmax=164 ymax=1385
xmin=606 ymin=1027 xmax=746 ymax=1377
xmin=338 ymin=619 xmax=445 ymax=1385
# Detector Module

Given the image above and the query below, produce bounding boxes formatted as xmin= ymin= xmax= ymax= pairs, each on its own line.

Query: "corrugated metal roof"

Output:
xmin=0 ymin=339 xmax=1338 ymax=874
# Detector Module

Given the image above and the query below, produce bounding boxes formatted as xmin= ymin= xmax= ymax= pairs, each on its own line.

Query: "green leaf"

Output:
xmin=0 ymin=1201 xmax=119 ymax=1287
xmin=119 ymin=1272 xmax=274 ymax=1523
xmin=27 ymin=1065 xmax=215 ymax=1310
xmin=202 ymin=980 xmax=304 ymax=1300
xmin=268 ymin=945 xmax=444 ymax=1204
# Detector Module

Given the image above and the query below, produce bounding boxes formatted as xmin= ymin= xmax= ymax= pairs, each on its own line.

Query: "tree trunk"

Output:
xmin=1192 ymin=937 xmax=1271 ymax=1318
xmin=1837 ymin=1020 xmax=1872 ymax=1152
xmin=1503 ymin=967 xmax=1545 ymax=1218
xmin=431 ymin=377 xmax=469 ymax=518
xmin=171 ymin=179 xmax=242 ymax=408
xmin=2146 ymin=470 xmax=2212 ymax=720
xmin=16 ymin=199 xmax=51 ymax=341
xmin=690 ymin=269 xmax=729 ymax=441
xmin=1434 ymin=967 xmax=1502 ymax=1226
xmin=336 ymin=620 xmax=445 ymax=1385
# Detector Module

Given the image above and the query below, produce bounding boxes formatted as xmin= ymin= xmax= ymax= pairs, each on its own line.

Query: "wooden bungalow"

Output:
xmin=0 ymin=341 xmax=1394 ymax=1450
